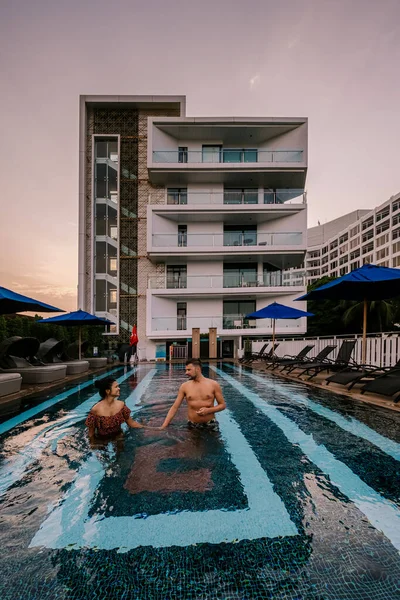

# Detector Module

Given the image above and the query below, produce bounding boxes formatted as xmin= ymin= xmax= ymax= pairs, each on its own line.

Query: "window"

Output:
xmin=223 ymin=226 xmax=257 ymax=246
xmin=393 ymin=255 xmax=400 ymax=267
xmin=109 ymin=258 xmax=117 ymax=273
xmin=202 ymin=145 xmax=221 ymax=163
xmin=350 ymin=261 xmax=360 ymax=270
xmin=362 ymin=242 xmax=374 ymax=255
xmin=178 ymin=225 xmax=187 ymax=247
xmin=178 ymin=147 xmax=188 ymax=163
xmin=376 ymin=221 xmax=390 ymax=235
xmin=339 ymin=267 xmax=347 ymax=276
xmin=350 ymin=225 xmax=360 ymax=237
xmin=223 ymin=263 xmax=258 ymax=288
xmin=167 ymin=188 xmax=187 ymax=205
xmin=376 ymin=208 xmax=389 ymax=222
xmin=177 ymin=302 xmax=187 ymax=330
xmin=330 ymin=240 xmax=338 ymax=250
xmin=223 ymin=300 xmax=256 ymax=329
xmin=363 ymin=255 xmax=372 ymax=264
xmin=393 ymin=214 xmax=400 ymax=227
xmin=330 ymin=260 xmax=338 ymax=269
xmin=339 ymin=233 xmax=349 ymax=245
xmin=377 ymin=247 xmax=389 ymax=261
xmin=362 ymin=230 xmax=374 ymax=243
xmin=350 ymin=249 xmax=360 ymax=261
xmin=223 ymin=149 xmax=258 ymax=163
xmin=393 ymin=228 xmax=400 ymax=241
xmin=339 ymin=244 xmax=348 ymax=254
xmin=322 ymin=246 xmax=328 ymax=255
xmin=224 ymin=188 xmax=258 ymax=204
xmin=376 ymin=233 xmax=389 ymax=247
xmin=309 ymin=250 xmax=321 ymax=258
xmin=350 ymin=237 xmax=360 ymax=249
xmin=321 ymin=255 xmax=329 ymax=265
xmin=393 ymin=241 xmax=400 ymax=254
xmin=339 ymin=255 xmax=348 ymax=266
xmin=167 ymin=265 xmax=187 ymax=289
xmin=362 ymin=217 xmax=374 ymax=230
xmin=393 ymin=199 xmax=400 ymax=213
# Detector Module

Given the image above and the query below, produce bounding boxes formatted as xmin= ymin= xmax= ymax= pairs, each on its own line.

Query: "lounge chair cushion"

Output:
xmin=87 ymin=358 xmax=108 ymax=369
xmin=0 ymin=373 xmax=22 ymax=397
xmin=0 ymin=365 xmax=67 ymax=384
xmin=65 ymin=361 xmax=89 ymax=375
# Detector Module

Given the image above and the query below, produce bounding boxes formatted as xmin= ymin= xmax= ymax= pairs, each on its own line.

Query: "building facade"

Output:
xmin=304 ymin=192 xmax=400 ymax=285
xmin=78 ymin=96 xmax=309 ymax=360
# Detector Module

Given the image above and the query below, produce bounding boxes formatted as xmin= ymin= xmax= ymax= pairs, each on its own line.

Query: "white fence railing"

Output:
xmin=247 ymin=333 xmax=400 ymax=368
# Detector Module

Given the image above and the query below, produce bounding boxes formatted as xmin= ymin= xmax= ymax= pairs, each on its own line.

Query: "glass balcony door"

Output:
xmin=167 ymin=265 xmax=187 ymax=289
xmin=202 ymin=145 xmax=222 ymax=163
xmin=223 ymin=300 xmax=256 ymax=329
xmin=223 ymin=226 xmax=257 ymax=246
xmin=223 ymin=264 xmax=257 ymax=288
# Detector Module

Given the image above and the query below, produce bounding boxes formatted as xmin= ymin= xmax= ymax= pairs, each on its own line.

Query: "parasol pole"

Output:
xmin=272 ymin=319 xmax=276 ymax=355
xmin=79 ymin=326 xmax=82 ymax=360
xmin=362 ymin=298 xmax=367 ymax=365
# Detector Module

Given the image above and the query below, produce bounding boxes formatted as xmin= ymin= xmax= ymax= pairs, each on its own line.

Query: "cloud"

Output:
xmin=249 ymin=74 xmax=261 ymax=90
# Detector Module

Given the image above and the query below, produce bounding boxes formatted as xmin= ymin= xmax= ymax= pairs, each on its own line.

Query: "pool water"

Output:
xmin=1 ymin=363 xmax=400 ymax=599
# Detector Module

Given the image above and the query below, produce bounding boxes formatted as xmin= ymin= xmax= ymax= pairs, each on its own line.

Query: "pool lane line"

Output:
xmin=211 ymin=366 xmax=400 ymax=553
xmin=225 ymin=363 xmax=400 ymax=463
xmin=30 ymin=370 xmax=297 ymax=550
xmin=0 ymin=367 xmax=153 ymax=498
xmin=0 ymin=366 xmax=127 ymax=436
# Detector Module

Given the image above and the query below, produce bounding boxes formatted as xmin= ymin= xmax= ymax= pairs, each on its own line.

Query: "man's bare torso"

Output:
xmin=182 ymin=376 xmax=217 ymax=423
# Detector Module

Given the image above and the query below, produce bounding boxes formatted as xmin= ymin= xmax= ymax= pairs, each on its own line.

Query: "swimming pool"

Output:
xmin=1 ymin=362 xmax=400 ymax=599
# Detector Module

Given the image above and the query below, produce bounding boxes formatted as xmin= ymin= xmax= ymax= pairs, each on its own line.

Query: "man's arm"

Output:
xmin=161 ymin=385 xmax=185 ymax=428
xmin=197 ymin=382 xmax=226 ymax=416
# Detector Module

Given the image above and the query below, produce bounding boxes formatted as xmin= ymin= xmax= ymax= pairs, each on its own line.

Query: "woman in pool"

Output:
xmin=86 ymin=377 xmax=144 ymax=439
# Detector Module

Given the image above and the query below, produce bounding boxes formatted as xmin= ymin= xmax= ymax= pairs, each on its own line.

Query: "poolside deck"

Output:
xmin=247 ymin=359 xmax=400 ymax=413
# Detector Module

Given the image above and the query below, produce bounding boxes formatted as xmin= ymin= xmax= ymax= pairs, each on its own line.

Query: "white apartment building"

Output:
xmin=305 ymin=192 xmax=400 ymax=285
xmin=78 ymin=96 xmax=309 ymax=360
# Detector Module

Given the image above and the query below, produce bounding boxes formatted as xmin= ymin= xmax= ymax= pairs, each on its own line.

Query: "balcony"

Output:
xmin=152 ymin=231 xmax=302 ymax=248
xmin=156 ymin=189 xmax=306 ymax=206
xmin=149 ymin=314 xmax=305 ymax=336
xmin=148 ymin=272 xmax=306 ymax=292
xmin=152 ymin=149 xmax=304 ymax=164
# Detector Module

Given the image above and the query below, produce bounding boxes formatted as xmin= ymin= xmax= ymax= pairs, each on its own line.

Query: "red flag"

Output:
xmin=130 ymin=324 xmax=138 ymax=346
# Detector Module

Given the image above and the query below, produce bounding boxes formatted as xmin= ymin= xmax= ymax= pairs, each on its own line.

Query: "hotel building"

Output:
xmin=78 ymin=95 xmax=308 ymax=360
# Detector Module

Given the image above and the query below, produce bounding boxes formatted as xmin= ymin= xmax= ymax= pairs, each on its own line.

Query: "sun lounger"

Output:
xmin=282 ymin=345 xmax=337 ymax=375
xmin=0 ymin=336 xmax=67 ymax=384
xmin=268 ymin=344 xmax=315 ymax=370
xmin=86 ymin=358 xmax=108 ymax=369
xmin=38 ymin=338 xmax=89 ymax=375
xmin=361 ymin=369 xmax=400 ymax=401
xmin=0 ymin=373 xmax=22 ymax=397
xmin=325 ymin=359 xmax=400 ymax=389
xmin=239 ymin=343 xmax=269 ymax=364
xmin=296 ymin=340 xmax=356 ymax=380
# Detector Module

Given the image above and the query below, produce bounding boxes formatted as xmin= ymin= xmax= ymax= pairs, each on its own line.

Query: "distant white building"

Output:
xmin=78 ymin=95 xmax=309 ymax=360
xmin=304 ymin=192 xmax=400 ymax=285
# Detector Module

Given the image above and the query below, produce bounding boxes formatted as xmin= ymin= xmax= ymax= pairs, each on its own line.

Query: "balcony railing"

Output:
xmin=152 ymin=149 xmax=304 ymax=164
xmin=151 ymin=232 xmax=303 ymax=248
xmin=151 ymin=315 xmax=305 ymax=332
xmin=148 ymin=272 xmax=306 ymax=289
xmin=155 ymin=190 xmax=306 ymax=206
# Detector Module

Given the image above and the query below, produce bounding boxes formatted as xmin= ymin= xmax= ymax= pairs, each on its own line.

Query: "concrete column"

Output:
xmin=209 ymin=327 xmax=217 ymax=359
xmin=192 ymin=328 xmax=200 ymax=358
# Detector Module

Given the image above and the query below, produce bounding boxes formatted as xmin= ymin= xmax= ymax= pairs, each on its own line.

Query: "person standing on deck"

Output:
xmin=161 ymin=359 xmax=226 ymax=430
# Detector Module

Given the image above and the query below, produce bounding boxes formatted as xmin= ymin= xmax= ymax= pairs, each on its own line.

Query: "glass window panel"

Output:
xmin=107 ymin=245 xmax=117 ymax=275
xmin=95 ymin=163 xmax=107 ymax=198
xmin=264 ymin=190 xmax=276 ymax=204
xmin=224 ymin=189 xmax=242 ymax=204
xmin=109 ymin=258 xmax=117 ymax=273
xmin=108 ymin=141 xmax=118 ymax=160
xmin=108 ymin=165 xmax=117 ymax=195
xmin=108 ymin=285 xmax=117 ymax=308
xmin=95 ymin=142 xmax=108 ymax=158
xmin=95 ymin=242 xmax=107 ymax=273
xmin=95 ymin=203 xmax=107 ymax=236
xmin=276 ymin=189 xmax=304 ymax=203
xmin=243 ymin=189 xmax=258 ymax=204
xmin=244 ymin=149 xmax=257 ymax=162
xmin=223 ymin=150 xmax=242 ymax=163
xmin=202 ymin=146 xmax=221 ymax=163
xmin=95 ymin=279 xmax=107 ymax=311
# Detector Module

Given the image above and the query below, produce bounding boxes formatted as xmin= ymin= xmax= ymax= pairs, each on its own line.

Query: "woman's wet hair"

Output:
xmin=95 ymin=377 xmax=116 ymax=399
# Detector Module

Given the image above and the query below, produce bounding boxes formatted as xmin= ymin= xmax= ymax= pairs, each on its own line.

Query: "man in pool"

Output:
xmin=161 ymin=359 xmax=226 ymax=430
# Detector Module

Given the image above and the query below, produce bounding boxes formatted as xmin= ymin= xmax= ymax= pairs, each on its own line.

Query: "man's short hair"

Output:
xmin=186 ymin=358 xmax=202 ymax=368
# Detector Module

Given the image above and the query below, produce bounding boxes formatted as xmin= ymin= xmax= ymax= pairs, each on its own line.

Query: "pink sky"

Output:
xmin=1 ymin=0 xmax=400 ymax=312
